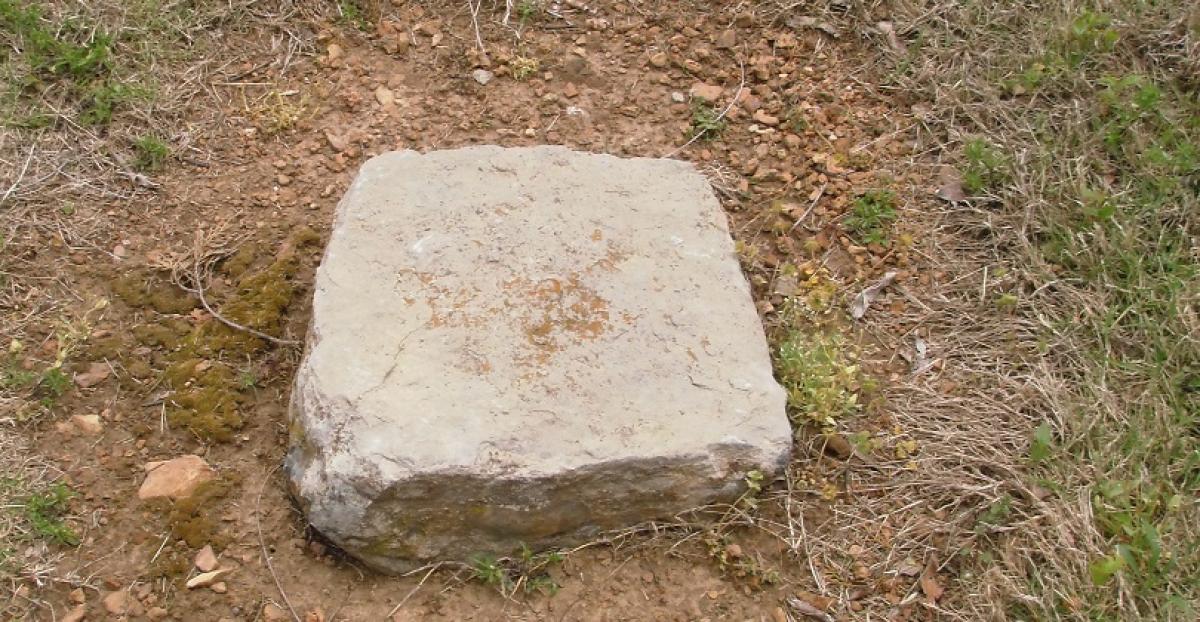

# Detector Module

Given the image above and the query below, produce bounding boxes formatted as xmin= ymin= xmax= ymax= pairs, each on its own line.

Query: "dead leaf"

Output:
xmin=788 ymin=16 xmax=840 ymax=38
xmin=850 ymin=271 xmax=898 ymax=320
xmin=876 ymin=21 xmax=908 ymax=54
xmin=920 ymin=563 xmax=945 ymax=603
xmin=74 ymin=362 xmax=111 ymax=388
xmin=936 ymin=179 xmax=968 ymax=204
xmin=896 ymin=557 xmax=922 ymax=577
xmin=786 ymin=595 xmax=834 ymax=622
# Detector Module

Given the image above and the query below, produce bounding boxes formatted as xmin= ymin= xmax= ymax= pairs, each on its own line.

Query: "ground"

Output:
xmin=1 ymin=1 xmax=1197 ymax=621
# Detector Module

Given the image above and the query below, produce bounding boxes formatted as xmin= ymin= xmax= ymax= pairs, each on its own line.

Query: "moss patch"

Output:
xmin=156 ymin=229 xmax=318 ymax=441
xmin=112 ymin=271 xmax=199 ymax=315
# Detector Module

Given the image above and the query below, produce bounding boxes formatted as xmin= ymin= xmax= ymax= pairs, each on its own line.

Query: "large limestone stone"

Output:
xmin=286 ymin=146 xmax=790 ymax=573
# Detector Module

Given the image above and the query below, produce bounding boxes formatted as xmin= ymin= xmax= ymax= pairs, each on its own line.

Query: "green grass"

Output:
xmin=842 ymin=189 xmax=898 ymax=245
xmin=689 ymin=100 xmax=726 ymax=140
xmin=469 ymin=545 xmax=563 ymax=597
xmin=774 ymin=330 xmax=865 ymax=427
xmin=22 ymin=482 xmax=78 ymax=546
xmin=132 ymin=134 xmax=169 ymax=171
xmin=892 ymin=0 xmax=1199 ymax=617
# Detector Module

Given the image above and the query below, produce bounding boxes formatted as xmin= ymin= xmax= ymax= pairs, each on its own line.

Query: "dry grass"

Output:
xmin=791 ymin=0 xmax=1200 ymax=619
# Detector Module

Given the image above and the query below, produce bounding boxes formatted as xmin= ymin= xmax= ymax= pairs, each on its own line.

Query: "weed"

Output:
xmin=516 ymin=0 xmax=539 ymax=21
xmin=336 ymin=1 xmax=370 ymax=30
xmin=842 ymin=190 xmax=897 ymax=245
xmin=133 ymin=135 xmax=169 ymax=171
xmin=689 ymin=100 xmax=726 ymax=140
xmin=510 ymin=56 xmax=539 ymax=81
xmin=470 ymin=545 xmax=564 ymax=596
xmin=775 ymin=330 xmax=863 ymax=427
xmin=38 ymin=367 xmax=69 ymax=398
xmin=962 ymin=138 xmax=1007 ymax=194
xmin=704 ymin=534 xmax=780 ymax=589
xmin=23 ymin=482 xmax=78 ymax=546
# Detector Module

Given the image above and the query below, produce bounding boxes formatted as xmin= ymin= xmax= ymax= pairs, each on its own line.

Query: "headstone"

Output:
xmin=286 ymin=146 xmax=790 ymax=573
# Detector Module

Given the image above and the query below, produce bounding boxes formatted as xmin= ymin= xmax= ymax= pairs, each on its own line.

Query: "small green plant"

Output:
xmin=133 ymin=135 xmax=169 ymax=171
xmin=516 ymin=0 xmax=539 ymax=20
xmin=510 ymin=55 xmax=539 ymax=81
xmin=775 ymin=330 xmax=863 ymax=426
xmin=1064 ymin=10 xmax=1118 ymax=66
xmin=24 ymin=482 xmax=79 ymax=546
xmin=470 ymin=545 xmax=564 ymax=596
xmin=336 ymin=1 xmax=370 ymax=30
xmin=962 ymin=138 xmax=1007 ymax=194
xmin=689 ymin=100 xmax=726 ymax=140
xmin=843 ymin=189 xmax=897 ymax=245
xmin=237 ymin=369 xmax=258 ymax=390
xmin=38 ymin=367 xmax=70 ymax=398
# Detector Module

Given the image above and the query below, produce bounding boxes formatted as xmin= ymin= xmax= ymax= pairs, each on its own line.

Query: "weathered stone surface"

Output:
xmin=286 ymin=145 xmax=790 ymax=573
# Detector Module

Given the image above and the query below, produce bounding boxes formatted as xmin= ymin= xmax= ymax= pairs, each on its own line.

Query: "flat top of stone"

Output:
xmin=301 ymin=145 xmax=787 ymax=478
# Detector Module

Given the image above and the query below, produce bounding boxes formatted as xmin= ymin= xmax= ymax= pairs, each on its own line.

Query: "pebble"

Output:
xmin=374 ymin=86 xmax=395 ymax=106
xmin=69 ymin=587 xmax=85 ymax=603
xmin=689 ymin=83 xmax=724 ymax=102
xmin=102 ymin=590 xmax=127 ymax=615
xmin=62 ymin=605 xmax=86 ymax=622
xmin=471 ymin=69 xmax=494 ymax=85
xmin=263 ymin=603 xmax=289 ymax=621
xmin=211 ymin=581 xmax=227 ymax=594
xmin=648 ymin=52 xmax=668 ymax=68
xmin=186 ymin=568 xmax=230 ymax=589
xmin=715 ymin=29 xmax=737 ymax=49
xmin=147 ymin=606 xmax=170 ymax=620
xmin=670 ymin=91 xmax=685 ymax=103
xmin=194 ymin=545 xmax=218 ymax=572
xmin=563 ymin=82 xmax=579 ymax=98
xmin=137 ymin=455 xmax=215 ymax=501
xmin=753 ymin=110 xmax=780 ymax=126
xmin=326 ymin=44 xmax=343 ymax=60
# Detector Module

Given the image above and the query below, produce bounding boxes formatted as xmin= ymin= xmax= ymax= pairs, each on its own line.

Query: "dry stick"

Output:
xmin=664 ymin=59 xmax=746 ymax=159
xmin=1 ymin=143 xmax=37 ymax=207
xmin=385 ymin=563 xmax=441 ymax=619
xmin=465 ymin=0 xmax=488 ymax=60
xmin=190 ymin=262 xmax=300 ymax=346
xmin=257 ymin=466 xmax=302 ymax=622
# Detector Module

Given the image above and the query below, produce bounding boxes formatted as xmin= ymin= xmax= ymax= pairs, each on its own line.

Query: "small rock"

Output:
xmin=715 ymin=29 xmax=737 ymax=49
xmin=648 ymin=52 xmax=668 ymax=68
xmin=137 ymin=455 xmax=215 ymax=501
xmin=194 ymin=545 xmax=218 ymax=572
xmin=326 ymin=44 xmax=343 ymax=60
xmin=374 ymin=86 xmax=395 ymax=106
xmin=724 ymin=543 xmax=743 ymax=559
xmin=62 ymin=605 xmax=86 ymax=622
xmin=822 ymin=433 xmax=854 ymax=459
xmin=670 ymin=91 xmax=685 ymax=103
xmin=735 ymin=12 xmax=754 ymax=27
xmin=263 ymin=603 xmax=289 ymax=621
xmin=771 ymin=607 xmax=787 ymax=622
xmin=113 ymin=244 xmax=128 ymax=259
xmin=277 ymin=174 xmax=291 ymax=186
xmin=69 ymin=587 xmax=86 ymax=603
xmin=147 ymin=606 xmax=170 ymax=620
xmin=210 ymin=581 xmax=227 ymax=594
xmin=689 ymin=83 xmax=724 ymax=102
xmin=563 ymin=82 xmax=579 ymax=98
xmin=186 ymin=568 xmax=230 ymax=589
xmin=102 ymin=590 xmax=127 ymax=615
xmin=324 ymin=130 xmax=349 ymax=152
xmin=74 ymin=362 xmax=110 ymax=388
xmin=69 ymin=414 xmax=103 ymax=435
xmin=471 ymin=69 xmax=494 ymax=85
xmin=752 ymin=110 xmax=780 ymax=126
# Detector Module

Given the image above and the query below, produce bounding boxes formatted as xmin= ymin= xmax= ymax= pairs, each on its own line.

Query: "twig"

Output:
xmin=385 ymin=563 xmax=440 ymax=619
xmin=790 ymin=183 xmax=826 ymax=233
xmin=189 ymin=261 xmax=300 ymax=346
xmin=1 ymin=143 xmax=37 ymax=208
xmin=664 ymin=59 xmax=746 ymax=159
xmin=257 ymin=466 xmax=302 ymax=622
xmin=465 ymin=0 xmax=489 ymax=61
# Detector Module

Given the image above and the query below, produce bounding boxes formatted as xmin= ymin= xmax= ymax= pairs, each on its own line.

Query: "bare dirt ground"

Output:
xmin=2 ymin=1 xmax=1197 ymax=621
